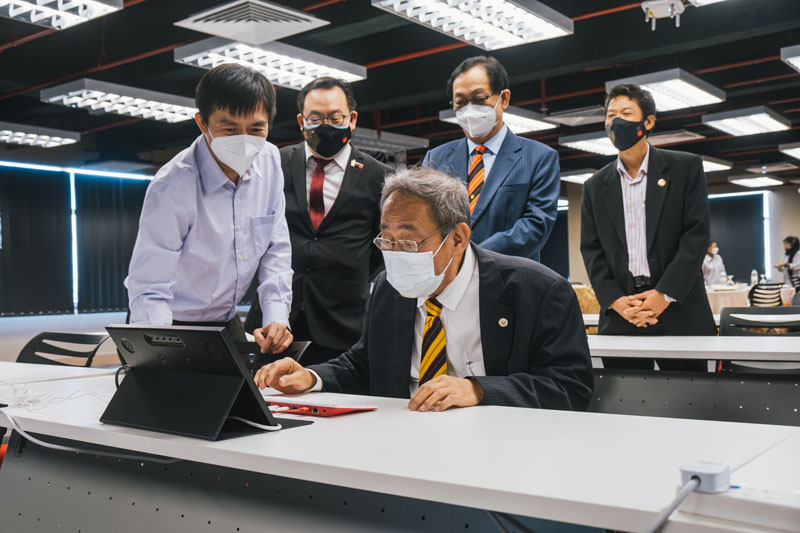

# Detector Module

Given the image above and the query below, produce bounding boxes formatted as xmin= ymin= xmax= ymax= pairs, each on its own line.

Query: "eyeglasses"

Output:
xmin=373 ymin=226 xmax=451 ymax=253
xmin=302 ymin=113 xmax=349 ymax=126
xmin=450 ymin=93 xmax=497 ymax=109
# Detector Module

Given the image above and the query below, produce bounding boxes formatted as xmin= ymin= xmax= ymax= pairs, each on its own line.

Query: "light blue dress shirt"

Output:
xmin=125 ymin=135 xmax=292 ymax=327
xmin=466 ymin=124 xmax=508 ymax=178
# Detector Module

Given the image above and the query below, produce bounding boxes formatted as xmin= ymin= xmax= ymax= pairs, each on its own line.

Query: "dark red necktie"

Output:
xmin=309 ymin=157 xmax=326 ymax=230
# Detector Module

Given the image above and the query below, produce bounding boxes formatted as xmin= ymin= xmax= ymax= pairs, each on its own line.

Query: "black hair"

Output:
xmin=604 ymin=83 xmax=657 ymax=121
xmin=296 ymin=77 xmax=357 ymax=113
xmin=195 ymin=64 xmax=276 ymax=126
xmin=446 ymin=56 xmax=509 ymax=98
xmin=785 ymin=236 xmax=799 ymax=263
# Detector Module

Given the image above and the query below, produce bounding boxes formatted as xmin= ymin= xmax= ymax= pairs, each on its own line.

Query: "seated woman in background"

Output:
xmin=775 ymin=236 xmax=800 ymax=286
xmin=702 ymin=241 xmax=726 ymax=285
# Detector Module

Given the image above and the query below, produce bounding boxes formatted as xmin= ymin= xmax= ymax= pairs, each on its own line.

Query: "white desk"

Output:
xmin=582 ymin=314 xmax=722 ymax=328
xmin=0 ymin=361 xmax=117 ymax=386
xmin=588 ymin=335 xmax=800 ymax=361
xmin=0 ymin=368 xmax=797 ymax=533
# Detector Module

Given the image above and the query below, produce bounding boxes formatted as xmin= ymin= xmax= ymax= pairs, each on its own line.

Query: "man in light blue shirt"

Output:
xmin=125 ymin=64 xmax=292 ymax=353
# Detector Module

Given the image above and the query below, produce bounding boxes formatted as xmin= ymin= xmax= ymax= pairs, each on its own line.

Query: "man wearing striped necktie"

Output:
xmin=255 ymin=167 xmax=593 ymax=412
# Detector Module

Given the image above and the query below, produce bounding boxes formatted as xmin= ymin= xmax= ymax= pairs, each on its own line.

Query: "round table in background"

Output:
xmin=706 ymin=285 xmax=796 ymax=314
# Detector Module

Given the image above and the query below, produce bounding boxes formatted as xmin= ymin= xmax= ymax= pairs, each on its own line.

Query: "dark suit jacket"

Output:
xmin=580 ymin=146 xmax=716 ymax=335
xmin=245 ymin=143 xmax=392 ymax=350
xmin=309 ymin=245 xmax=594 ymax=410
xmin=421 ymin=130 xmax=560 ymax=262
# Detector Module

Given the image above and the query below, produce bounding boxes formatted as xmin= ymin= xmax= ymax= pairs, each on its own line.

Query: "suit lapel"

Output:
xmin=645 ymin=147 xmax=669 ymax=252
xmin=316 ymin=145 xmax=365 ymax=233
xmin=601 ymin=164 xmax=627 ymax=250
xmin=289 ymin=145 xmax=313 ymax=233
xmin=471 ymin=131 xmax=522 ymax=225
xmin=393 ymin=292 xmax=416 ymax=398
xmin=474 ymin=246 xmax=514 ymax=377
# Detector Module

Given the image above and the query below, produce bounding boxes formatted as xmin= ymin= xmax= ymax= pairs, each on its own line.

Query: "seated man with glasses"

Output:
xmin=254 ymin=167 xmax=593 ymax=412
xmin=421 ymin=55 xmax=560 ymax=263
xmin=245 ymin=77 xmax=391 ymax=364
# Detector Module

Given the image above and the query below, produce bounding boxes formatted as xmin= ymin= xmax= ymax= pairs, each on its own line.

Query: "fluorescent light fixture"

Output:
xmin=688 ymin=0 xmax=729 ymax=6
xmin=745 ymin=161 xmax=798 ymax=174
xmin=351 ymin=127 xmax=429 ymax=153
xmin=0 ymin=120 xmax=80 ymax=148
xmin=780 ymin=44 xmax=800 ymax=73
xmin=0 ymin=159 xmax=153 ymax=180
xmin=560 ymin=169 xmax=596 ymax=185
xmin=557 ymin=198 xmax=568 ymax=208
xmin=175 ymin=0 xmax=329 ymax=46
xmin=0 ymin=0 xmax=121 ymax=30
xmin=559 ymin=131 xmax=617 ymax=156
xmin=702 ymin=106 xmax=791 ymax=137
xmin=779 ymin=141 xmax=800 ymax=161
xmin=371 ymin=0 xmax=573 ymax=51
xmin=439 ymin=105 xmax=556 ymax=134
xmin=701 ymin=155 xmax=732 ymax=173
xmin=605 ymin=68 xmax=725 ymax=112
xmin=174 ymin=37 xmax=366 ymax=91
xmin=546 ymin=105 xmax=605 ymax=127
xmin=41 ymin=78 xmax=196 ymax=123
xmin=728 ymin=175 xmax=783 ymax=188
xmin=648 ymin=129 xmax=705 ymax=146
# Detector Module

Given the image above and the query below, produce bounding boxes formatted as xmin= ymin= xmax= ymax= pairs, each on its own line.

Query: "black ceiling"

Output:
xmin=2 ymin=0 xmax=800 ymax=189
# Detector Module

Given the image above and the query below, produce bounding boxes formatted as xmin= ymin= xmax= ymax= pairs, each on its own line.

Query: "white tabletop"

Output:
xmin=0 ymin=361 xmax=117 ymax=386
xmin=583 ymin=314 xmax=722 ymax=327
xmin=588 ymin=335 xmax=800 ymax=361
xmin=0 ymin=369 xmax=796 ymax=533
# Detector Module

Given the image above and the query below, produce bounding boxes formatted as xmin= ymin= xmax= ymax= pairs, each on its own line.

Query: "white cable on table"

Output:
xmin=644 ymin=476 xmax=701 ymax=533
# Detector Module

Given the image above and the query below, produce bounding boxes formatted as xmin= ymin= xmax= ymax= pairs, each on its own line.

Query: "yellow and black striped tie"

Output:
xmin=467 ymin=145 xmax=487 ymax=214
xmin=419 ymin=298 xmax=447 ymax=385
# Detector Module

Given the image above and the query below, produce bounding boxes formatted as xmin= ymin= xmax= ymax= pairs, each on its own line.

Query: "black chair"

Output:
xmin=747 ymin=282 xmax=784 ymax=307
xmin=718 ymin=307 xmax=800 ymax=374
xmin=793 ymin=292 xmax=800 ymax=307
xmin=791 ymin=276 xmax=800 ymax=291
xmin=16 ymin=332 xmax=111 ymax=367
xmin=588 ymin=369 xmax=800 ymax=426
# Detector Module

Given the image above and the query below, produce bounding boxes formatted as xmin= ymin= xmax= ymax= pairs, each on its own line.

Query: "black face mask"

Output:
xmin=303 ymin=124 xmax=351 ymax=159
xmin=606 ymin=117 xmax=651 ymax=151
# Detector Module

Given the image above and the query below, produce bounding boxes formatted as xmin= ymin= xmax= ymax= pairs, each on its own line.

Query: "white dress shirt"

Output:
xmin=308 ymin=245 xmax=485 ymax=394
xmin=702 ymin=253 xmax=726 ymax=285
xmin=617 ymin=143 xmax=650 ymax=278
xmin=304 ymin=143 xmax=351 ymax=216
xmin=466 ymin=124 xmax=508 ymax=178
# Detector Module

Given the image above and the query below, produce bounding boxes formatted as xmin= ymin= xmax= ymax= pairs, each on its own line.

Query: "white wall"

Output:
xmin=769 ymin=187 xmax=800 ymax=280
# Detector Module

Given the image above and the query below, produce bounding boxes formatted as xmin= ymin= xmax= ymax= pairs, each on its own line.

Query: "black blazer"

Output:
xmin=580 ymin=146 xmax=716 ymax=335
xmin=309 ymin=245 xmax=594 ymax=411
xmin=245 ymin=143 xmax=392 ymax=350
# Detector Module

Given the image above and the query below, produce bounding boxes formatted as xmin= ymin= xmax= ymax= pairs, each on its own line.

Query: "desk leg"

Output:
xmin=0 ymin=432 xmax=600 ymax=533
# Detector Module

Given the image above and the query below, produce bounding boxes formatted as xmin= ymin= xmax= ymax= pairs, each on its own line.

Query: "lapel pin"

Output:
xmin=350 ymin=159 xmax=364 ymax=169
xmin=498 ymin=318 xmax=509 ymax=328
xmin=657 ymin=178 xmax=667 ymax=187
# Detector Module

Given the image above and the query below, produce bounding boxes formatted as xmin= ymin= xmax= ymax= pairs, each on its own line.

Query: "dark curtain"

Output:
xmin=75 ymin=175 xmax=149 ymax=313
xmin=709 ymin=194 xmax=765 ymax=280
xmin=0 ymin=166 xmax=73 ymax=315
xmin=540 ymin=209 xmax=569 ymax=279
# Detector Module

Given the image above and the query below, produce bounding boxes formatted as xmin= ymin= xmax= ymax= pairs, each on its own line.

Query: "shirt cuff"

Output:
xmin=261 ymin=302 xmax=290 ymax=328
xmin=306 ymin=369 xmax=324 ymax=392
xmin=664 ymin=293 xmax=676 ymax=303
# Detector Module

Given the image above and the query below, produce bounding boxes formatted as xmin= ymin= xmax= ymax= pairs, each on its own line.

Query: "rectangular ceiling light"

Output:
xmin=701 ymin=155 xmax=732 ymax=173
xmin=779 ymin=141 xmax=800 ymax=161
xmin=439 ymin=105 xmax=556 ymax=134
xmin=781 ymin=44 xmax=800 ymax=73
xmin=0 ymin=0 xmax=121 ymax=30
xmin=546 ymin=105 xmax=605 ymax=127
xmin=559 ymin=131 xmax=617 ymax=156
xmin=560 ymin=169 xmax=596 ymax=185
xmin=40 ymin=78 xmax=197 ymax=123
xmin=728 ymin=176 xmax=783 ymax=188
xmin=688 ymin=0 xmax=729 ymax=6
xmin=351 ymin=127 xmax=429 ymax=153
xmin=605 ymin=68 xmax=725 ymax=112
xmin=746 ymin=161 xmax=798 ymax=174
xmin=648 ymin=129 xmax=705 ymax=146
xmin=0 ymin=120 xmax=80 ymax=148
xmin=174 ymin=37 xmax=366 ymax=91
xmin=702 ymin=106 xmax=791 ymax=137
xmin=371 ymin=0 xmax=573 ymax=51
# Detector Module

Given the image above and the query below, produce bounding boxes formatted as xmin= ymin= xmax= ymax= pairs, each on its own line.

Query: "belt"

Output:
xmin=632 ymin=275 xmax=652 ymax=290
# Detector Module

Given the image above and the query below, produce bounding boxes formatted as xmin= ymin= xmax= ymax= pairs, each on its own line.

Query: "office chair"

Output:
xmin=16 ymin=332 xmax=110 ymax=367
xmin=718 ymin=307 xmax=800 ymax=374
xmin=747 ymin=283 xmax=784 ymax=307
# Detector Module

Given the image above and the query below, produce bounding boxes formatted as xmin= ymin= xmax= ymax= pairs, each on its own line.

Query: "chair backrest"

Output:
xmin=719 ymin=306 xmax=800 ymax=336
xmin=588 ymin=369 xmax=800 ymax=426
xmin=16 ymin=332 xmax=111 ymax=367
xmin=793 ymin=291 xmax=800 ymax=307
xmin=748 ymin=282 xmax=784 ymax=307
xmin=791 ymin=276 xmax=800 ymax=290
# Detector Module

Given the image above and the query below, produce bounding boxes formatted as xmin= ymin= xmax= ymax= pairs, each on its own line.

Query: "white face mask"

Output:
xmin=712 ymin=247 xmax=719 ymax=256
xmin=382 ymin=234 xmax=454 ymax=299
xmin=207 ymin=129 xmax=266 ymax=176
xmin=455 ymin=98 xmax=500 ymax=139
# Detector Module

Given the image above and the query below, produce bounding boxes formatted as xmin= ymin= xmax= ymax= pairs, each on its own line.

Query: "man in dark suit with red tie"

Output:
xmin=245 ymin=78 xmax=392 ymax=364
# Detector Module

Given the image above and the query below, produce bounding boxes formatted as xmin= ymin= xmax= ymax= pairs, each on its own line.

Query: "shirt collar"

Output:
xmin=616 ymin=142 xmax=650 ymax=182
xmin=196 ymin=134 xmax=233 ymax=192
xmin=417 ymin=245 xmax=477 ymax=312
xmin=467 ymin=124 xmax=508 ymax=156
xmin=304 ymin=142 xmax=352 ymax=171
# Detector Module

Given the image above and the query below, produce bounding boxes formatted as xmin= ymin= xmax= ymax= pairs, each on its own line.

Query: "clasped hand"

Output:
xmin=610 ymin=289 xmax=670 ymax=328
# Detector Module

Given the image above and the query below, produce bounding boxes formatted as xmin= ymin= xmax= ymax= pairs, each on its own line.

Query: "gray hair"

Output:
xmin=380 ymin=166 xmax=471 ymax=232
